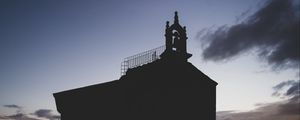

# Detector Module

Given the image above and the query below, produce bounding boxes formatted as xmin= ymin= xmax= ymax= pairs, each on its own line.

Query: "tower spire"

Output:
xmin=174 ymin=11 xmax=179 ymax=24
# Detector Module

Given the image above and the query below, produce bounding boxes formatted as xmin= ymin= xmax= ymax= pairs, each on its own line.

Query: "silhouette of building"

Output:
xmin=54 ymin=12 xmax=218 ymax=120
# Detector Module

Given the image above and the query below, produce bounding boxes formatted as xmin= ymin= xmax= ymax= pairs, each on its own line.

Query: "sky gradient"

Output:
xmin=0 ymin=0 xmax=299 ymax=120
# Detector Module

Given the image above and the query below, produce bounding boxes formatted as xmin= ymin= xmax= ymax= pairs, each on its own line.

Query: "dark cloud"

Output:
xmin=217 ymin=80 xmax=300 ymax=120
xmin=286 ymin=82 xmax=300 ymax=96
xmin=272 ymin=80 xmax=300 ymax=97
xmin=198 ymin=0 xmax=300 ymax=70
xmin=272 ymin=80 xmax=298 ymax=96
xmin=273 ymin=80 xmax=296 ymax=91
xmin=33 ymin=109 xmax=60 ymax=120
xmin=3 ymin=104 xmax=21 ymax=109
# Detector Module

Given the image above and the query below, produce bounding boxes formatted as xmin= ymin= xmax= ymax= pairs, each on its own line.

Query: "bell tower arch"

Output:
xmin=161 ymin=11 xmax=192 ymax=61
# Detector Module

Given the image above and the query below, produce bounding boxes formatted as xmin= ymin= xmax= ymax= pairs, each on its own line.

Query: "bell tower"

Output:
xmin=161 ymin=11 xmax=192 ymax=61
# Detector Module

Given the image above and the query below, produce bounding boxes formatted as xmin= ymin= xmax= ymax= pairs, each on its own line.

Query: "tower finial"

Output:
xmin=174 ymin=11 xmax=179 ymax=24
xmin=166 ymin=21 xmax=169 ymax=28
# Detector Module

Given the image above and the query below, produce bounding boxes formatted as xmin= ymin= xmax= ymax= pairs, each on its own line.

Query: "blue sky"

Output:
xmin=0 ymin=0 xmax=299 ymax=119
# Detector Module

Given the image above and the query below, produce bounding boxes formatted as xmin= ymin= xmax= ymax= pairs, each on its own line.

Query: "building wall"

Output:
xmin=55 ymin=61 xmax=217 ymax=120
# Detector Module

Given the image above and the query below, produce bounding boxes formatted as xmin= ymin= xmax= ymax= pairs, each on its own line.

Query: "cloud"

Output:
xmin=217 ymin=103 xmax=299 ymax=120
xmin=3 ymin=104 xmax=23 ymax=115
xmin=198 ymin=0 xmax=300 ymax=70
xmin=2 ymin=113 xmax=41 ymax=120
xmin=3 ymin=105 xmax=21 ymax=109
xmin=217 ymin=80 xmax=300 ymax=120
xmin=0 ymin=115 xmax=8 ymax=119
xmin=1 ymin=105 xmax=60 ymax=120
xmin=285 ymin=82 xmax=300 ymax=96
xmin=272 ymin=80 xmax=298 ymax=96
xmin=33 ymin=109 xmax=60 ymax=120
xmin=275 ymin=80 xmax=300 ymax=115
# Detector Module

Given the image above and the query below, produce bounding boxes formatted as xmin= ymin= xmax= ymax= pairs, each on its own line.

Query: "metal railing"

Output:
xmin=121 ymin=45 xmax=165 ymax=76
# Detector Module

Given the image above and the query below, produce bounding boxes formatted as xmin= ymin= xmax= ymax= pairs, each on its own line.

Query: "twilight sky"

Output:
xmin=0 ymin=0 xmax=299 ymax=120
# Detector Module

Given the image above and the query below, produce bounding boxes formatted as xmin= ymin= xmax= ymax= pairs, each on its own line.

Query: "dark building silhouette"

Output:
xmin=54 ymin=12 xmax=218 ymax=120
